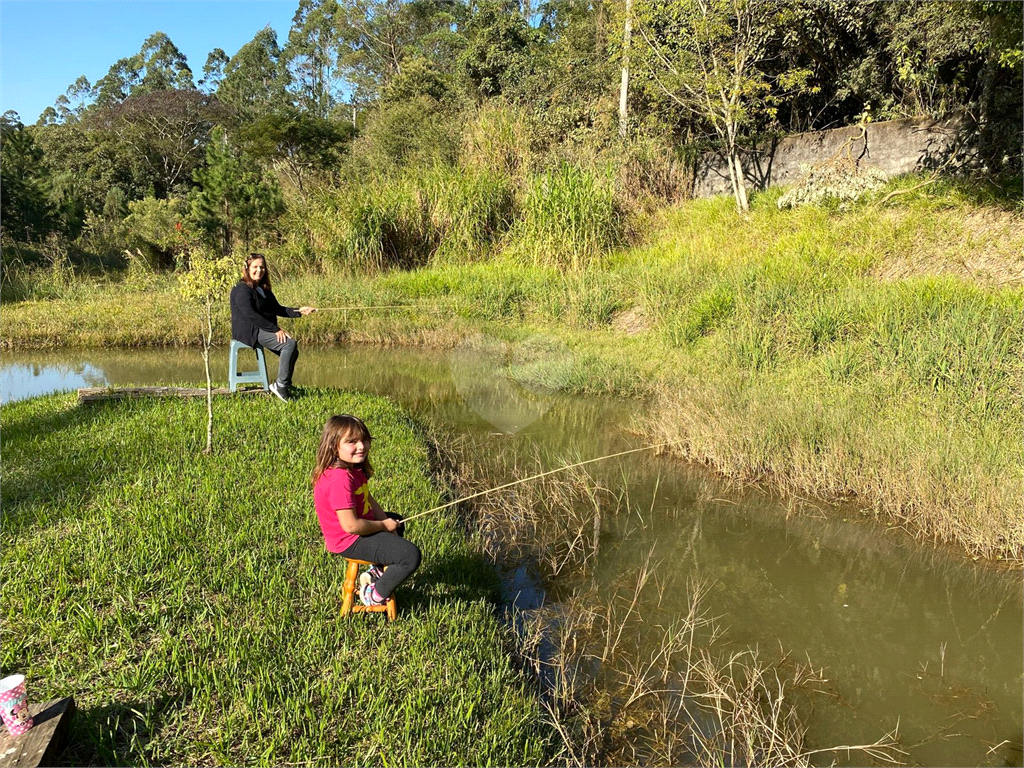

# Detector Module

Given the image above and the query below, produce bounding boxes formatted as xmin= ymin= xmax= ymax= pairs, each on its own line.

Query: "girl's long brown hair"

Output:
xmin=312 ymin=415 xmax=374 ymax=485
xmin=242 ymin=253 xmax=272 ymax=290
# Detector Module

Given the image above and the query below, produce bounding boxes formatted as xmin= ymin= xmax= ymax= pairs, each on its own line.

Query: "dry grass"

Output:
xmin=871 ymin=208 xmax=1024 ymax=286
xmin=513 ymin=571 xmax=904 ymax=767
xmin=640 ymin=374 xmax=1023 ymax=563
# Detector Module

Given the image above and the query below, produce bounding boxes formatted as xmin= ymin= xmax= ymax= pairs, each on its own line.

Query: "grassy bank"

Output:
xmin=0 ymin=390 xmax=554 ymax=766
xmin=2 ymin=181 xmax=1020 ymax=560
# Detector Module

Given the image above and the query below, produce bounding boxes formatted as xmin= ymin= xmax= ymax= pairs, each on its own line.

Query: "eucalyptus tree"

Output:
xmin=94 ymin=56 xmax=144 ymax=107
xmin=94 ymin=32 xmax=194 ymax=107
xmin=52 ymin=76 xmax=97 ymax=124
xmin=334 ymin=0 xmax=467 ymax=104
xmin=282 ymin=0 xmax=343 ymax=117
xmin=136 ymin=32 xmax=195 ymax=93
xmin=219 ymin=27 xmax=292 ymax=118
xmin=199 ymin=48 xmax=229 ymax=94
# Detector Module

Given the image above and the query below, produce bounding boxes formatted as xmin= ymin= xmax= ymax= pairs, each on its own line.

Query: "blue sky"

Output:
xmin=1 ymin=1 xmax=297 ymax=123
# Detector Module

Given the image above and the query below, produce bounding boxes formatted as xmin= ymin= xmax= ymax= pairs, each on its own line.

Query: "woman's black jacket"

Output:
xmin=230 ymin=281 xmax=300 ymax=347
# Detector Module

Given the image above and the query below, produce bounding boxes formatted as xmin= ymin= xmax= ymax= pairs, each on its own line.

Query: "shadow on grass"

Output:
xmin=1 ymin=400 xmax=142 ymax=535
xmin=61 ymin=694 xmax=186 ymax=767
xmin=403 ymin=549 xmax=503 ymax=613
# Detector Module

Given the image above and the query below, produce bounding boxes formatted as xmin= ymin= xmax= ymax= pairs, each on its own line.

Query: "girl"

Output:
xmin=230 ymin=253 xmax=316 ymax=402
xmin=312 ymin=415 xmax=421 ymax=607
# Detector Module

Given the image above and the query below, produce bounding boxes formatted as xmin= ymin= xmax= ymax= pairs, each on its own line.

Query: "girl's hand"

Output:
xmin=275 ymin=329 xmax=292 ymax=344
xmin=382 ymin=518 xmax=401 ymax=533
xmin=298 ymin=306 xmax=317 ymax=316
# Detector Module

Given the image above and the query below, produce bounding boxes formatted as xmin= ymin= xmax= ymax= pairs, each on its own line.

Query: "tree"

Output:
xmin=236 ymin=110 xmax=354 ymax=193
xmin=333 ymin=0 xmax=467 ymax=104
xmin=137 ymin=32 xmax=195 ymax=93
xmin=283 ymin=0 xmax=343 ymax=117
xmin=94 ymin=32 xmax=194 ymax=107
xmin=191 ymin=128 xmax=284 ymax=252
xmin=177 ymin=246 xmax=236 ymax=455
xmin=618 ymin=0 xmax=634 ymax=138
xmin=634 ymin=0 xmax=811 ymax=212
xmin=218 ymin=27 xmax=291 ymax=117
xmin=0 ymin=114 xmax=53 ymax=241
xmin=460 ymin=0 xmax=539 ymax=99
xmin=92 ymin=89 xmax=224 ymax=198
xmin=51 ymin=76 xmax=97 ymax=124
xmin=199 ymin=48 xmax=229 ymax=93
xmin=95 ymin=56 xmax=144 ymax=107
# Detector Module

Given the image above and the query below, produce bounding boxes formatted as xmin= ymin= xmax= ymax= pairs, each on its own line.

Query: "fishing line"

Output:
xmin=313 ymin=305 xmax=422 ymax=311
xmin=403 ymin=440 xmax=684 ymax=524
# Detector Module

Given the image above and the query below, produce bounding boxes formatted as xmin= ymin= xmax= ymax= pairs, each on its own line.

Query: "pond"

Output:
xmin=2 ymin=346 xmax=1021 ymax=766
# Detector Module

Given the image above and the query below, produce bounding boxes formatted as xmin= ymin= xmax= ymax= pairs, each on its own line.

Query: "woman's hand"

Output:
xmin=382 ymin=518 xmax=401 ymax=533
xmin=275 ymin=329 xmax=292 ymax=344
xmin=298 ymin=306 xmax=317 ymax=316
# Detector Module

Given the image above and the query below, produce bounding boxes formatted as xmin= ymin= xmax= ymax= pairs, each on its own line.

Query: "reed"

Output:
xmin=433 ymin=440 xmax=903 ymax=766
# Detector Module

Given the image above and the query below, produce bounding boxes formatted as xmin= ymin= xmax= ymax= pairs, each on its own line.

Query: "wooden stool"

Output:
xmin=340 ymin=558 xmax=397 ymax=621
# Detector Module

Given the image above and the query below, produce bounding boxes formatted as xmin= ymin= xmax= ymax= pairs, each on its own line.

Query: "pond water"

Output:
xmin=2 ymin=347 xmax=1021 ymax=767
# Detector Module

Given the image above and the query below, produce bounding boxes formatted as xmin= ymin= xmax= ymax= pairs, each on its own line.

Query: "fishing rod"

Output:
xmin=402 ymin=440 xmax=684 ymax=524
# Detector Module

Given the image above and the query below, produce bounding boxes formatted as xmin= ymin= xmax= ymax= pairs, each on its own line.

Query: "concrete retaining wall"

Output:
xmin=693 ymin=114 xmax=973 ymax=199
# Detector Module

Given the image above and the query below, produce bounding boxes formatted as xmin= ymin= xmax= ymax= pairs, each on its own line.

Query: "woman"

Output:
xmin=230 ymin=254 xmax=316 ymax=402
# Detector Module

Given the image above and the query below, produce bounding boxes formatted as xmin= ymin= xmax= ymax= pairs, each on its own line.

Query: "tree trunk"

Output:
xmin=978 ymin=21 xmax=999 ymax=165
xmin=618 ymin=0 xmax=634 ymax=139
xmin=203 ymin=304 xmax=214 ymax=454
xmin=726 ymin=139 xmax=749 ymax=212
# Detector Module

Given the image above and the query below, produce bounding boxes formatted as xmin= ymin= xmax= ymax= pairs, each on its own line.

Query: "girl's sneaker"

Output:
xmin=358 ymin=565 xmax=385 ymax=593
xmin=359 ymin=582 xmax=387 ymax=607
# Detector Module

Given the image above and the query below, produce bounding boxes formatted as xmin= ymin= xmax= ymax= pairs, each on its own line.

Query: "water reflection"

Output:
xmin=2 ymin=347 xmax=1021 ymax=766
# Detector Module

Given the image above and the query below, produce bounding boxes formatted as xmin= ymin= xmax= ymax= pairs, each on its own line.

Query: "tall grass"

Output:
xmin=278 ymin=166 xmax=515 ymax=273
xmin=1 ymin=391 xmax=554 ymax=766
xmin=506 ymin=164 xmax=624 ymax=270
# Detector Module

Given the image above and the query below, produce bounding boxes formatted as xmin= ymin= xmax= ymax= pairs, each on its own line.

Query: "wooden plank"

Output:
xmin=0 ymin=697 xmax=75 ymax=768
xmin=78 ymin=386 xmax=268 ymax=404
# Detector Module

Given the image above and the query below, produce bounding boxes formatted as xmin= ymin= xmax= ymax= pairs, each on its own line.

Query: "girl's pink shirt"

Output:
xmin=313 ymin=466 xmax=374 ymax=553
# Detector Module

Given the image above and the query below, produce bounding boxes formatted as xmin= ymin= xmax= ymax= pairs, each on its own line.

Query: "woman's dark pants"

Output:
xmin=256 ymin=328 xmax=299 ymax=388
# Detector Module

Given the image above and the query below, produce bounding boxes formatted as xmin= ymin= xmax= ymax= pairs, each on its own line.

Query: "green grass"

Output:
xmin=2 ymin=180 xmax=1020 ymax=559
xmin=1 ymin=390 xmax=554 ymax=766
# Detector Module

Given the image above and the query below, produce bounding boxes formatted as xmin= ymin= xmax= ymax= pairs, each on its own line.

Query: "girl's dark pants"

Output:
xmin=339 ymin=514 xmax=420 ymax=599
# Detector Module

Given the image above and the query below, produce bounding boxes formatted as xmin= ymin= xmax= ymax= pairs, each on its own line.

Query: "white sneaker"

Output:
xmin=269 ymin=382 xmax=290 ymax=402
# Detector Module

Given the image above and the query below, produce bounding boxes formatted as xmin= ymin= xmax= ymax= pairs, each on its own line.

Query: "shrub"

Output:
xmin=123 ymin=197 xmax=188 ymax=270
xmin=351 ymin=97 xmax=460 ymax=173
xmin=777 ymin=159 xmax=888 ymax=210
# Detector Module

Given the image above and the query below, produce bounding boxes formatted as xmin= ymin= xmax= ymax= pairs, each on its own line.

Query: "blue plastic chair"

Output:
xmin=228 ymin=340 xmax=270 ymax=393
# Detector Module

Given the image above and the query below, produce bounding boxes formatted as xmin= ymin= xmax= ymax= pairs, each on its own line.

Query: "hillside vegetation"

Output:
xmin=5 ymin=178 xmax=1021 ymax=561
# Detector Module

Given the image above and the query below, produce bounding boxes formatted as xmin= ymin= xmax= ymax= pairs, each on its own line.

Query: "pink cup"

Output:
xmin=0 ymin=674 xmax=33 ymax=736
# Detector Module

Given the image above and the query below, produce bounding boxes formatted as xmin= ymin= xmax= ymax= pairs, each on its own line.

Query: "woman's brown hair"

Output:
xmin=312 ymin=415 xmax=374 ymax=484
xmin=242 ymin=253 xmax=272 ymax=290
